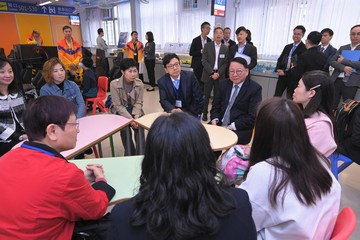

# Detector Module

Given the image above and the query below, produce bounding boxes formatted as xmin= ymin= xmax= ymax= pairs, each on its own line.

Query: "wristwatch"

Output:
xmin=18 ymin=135 xmax=24 ymax=141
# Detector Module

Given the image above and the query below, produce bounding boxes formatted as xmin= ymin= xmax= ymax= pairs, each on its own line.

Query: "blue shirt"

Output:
xmin=40 ymin=80 xmax=85 ymax=118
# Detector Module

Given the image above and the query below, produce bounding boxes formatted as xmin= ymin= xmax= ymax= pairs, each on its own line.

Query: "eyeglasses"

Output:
xmin=350 ymin=32 xmax=360 ymax=36
xmin=229 ymin=69 xmax=244 ymax=76
xmin=166 ymin=62 xmax=180 ymax=69
xmin=66 ymin=120 xmax=80 ymax=129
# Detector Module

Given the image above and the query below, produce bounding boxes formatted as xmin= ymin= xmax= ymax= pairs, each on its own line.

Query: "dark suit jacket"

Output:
xmin=221 ymin=39 xmax=236 ymax=48
xmin=210 ymin=77 xmax=262 ymax=144
xmin=158 ymin=70 xmax=204 ymax=116
xmin=189 ymin=35 xmax=212 ymax=69
xmin=228 ymin=43 xmax=258 ymax=70
xmin=275 ymin=41 xmax=307 ymax=71
xmin=341 ymin=106 xmax=360 ymax=164
xmin=330 ymin=44 xmax=360 ymax=87
xmin=201 ymin=41 xmax=228 ymax=83
xmin=295 ymin=46 xmax=326 ymax=81
xmin=318 ymin=44 xmax=337 ymax=72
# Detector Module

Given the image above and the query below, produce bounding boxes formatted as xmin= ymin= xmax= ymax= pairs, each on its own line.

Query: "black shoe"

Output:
xmin=84 ymin=148 xmax=93 ymax=155
xmin=202 ymin=114 xmax=208 ymax=121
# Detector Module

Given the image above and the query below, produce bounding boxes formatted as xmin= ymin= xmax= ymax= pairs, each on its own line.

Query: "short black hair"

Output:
xmin=119 ymin=58 xmax=137 ymax=71
xmin=321 ymin=28 xmax=334 ymax=36
xmin=230 ymin=57 xmax=248 ymax=69
xmin=62 ymin=25 xmax=72 ymax=32
xmin=223 ymin=27 xmax=231 ymax=31
xmin=213 ymin=27 xmax=223 ymax=33
xmin=162 ymin=53 xmax=180 ymax=68
xmin=146 ymin=31 xmax=154 ymax=42
xmin=0 ymin=57 xmax=20 ymax=94
xmin=351 ymin=24 xmax=360 ymax=31
xmin=82 ymin=57 xmax=93 ymax=68
xmin=294 ymin=25 xmax=306 ymax=35
xmin=235 ymin=26 xmax=247 ymax=35
xmin=23 ymin=96 xmax=76 ymax=141
xmin=97 ymin=28 xmax=103 ymax=35
xmin=307 ymin=31 xmax=322 ymax=45
xmin=201 ymin=21 xmax=210 ymax=30
xmin=131 ymin=31 xmax=138 ymax=36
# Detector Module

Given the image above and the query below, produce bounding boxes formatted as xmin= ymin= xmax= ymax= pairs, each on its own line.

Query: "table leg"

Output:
xmin=109 ymin=135 xmax=115 ymax=157
xmin=136 ymin=126 xmax=145 ymax=155
xmin=123 ymin=127 xmax=132 ymax=156
xmin=98 ymin=142 xmax=103 ymax=158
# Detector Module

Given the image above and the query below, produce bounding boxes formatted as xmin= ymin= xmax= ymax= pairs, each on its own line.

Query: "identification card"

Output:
xmin=175 ymin=100 xmax=182 ymax=108
xmin=219 ymin=54 xmax=225 ymax=58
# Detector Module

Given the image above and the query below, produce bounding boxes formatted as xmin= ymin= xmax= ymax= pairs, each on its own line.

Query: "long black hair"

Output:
xmin=245 ymin=97 xmax=333 ymax=207
xmin=130 ymin=112 xmax=236 ymax=239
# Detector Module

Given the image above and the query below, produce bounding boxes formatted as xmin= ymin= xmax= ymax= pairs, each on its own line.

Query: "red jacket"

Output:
xmin=0 ymin=142 xmax=113 ymax=239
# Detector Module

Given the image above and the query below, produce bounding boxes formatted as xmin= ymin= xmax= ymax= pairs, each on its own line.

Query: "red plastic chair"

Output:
xmin=85 ymin=76 xmax=109 ymax=115
xmin=330 ymin=207 xmax=356 ymax=240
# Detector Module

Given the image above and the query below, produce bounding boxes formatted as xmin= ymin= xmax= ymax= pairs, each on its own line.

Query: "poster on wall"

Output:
xmin=117 ymin=32 xmax=128 ymax=48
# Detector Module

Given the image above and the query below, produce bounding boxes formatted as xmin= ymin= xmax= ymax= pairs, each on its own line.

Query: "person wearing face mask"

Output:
xmin=40 ymin=57 xmax=85 ymax=119
xmin=109 ymin=58 xmax=145 ymax=155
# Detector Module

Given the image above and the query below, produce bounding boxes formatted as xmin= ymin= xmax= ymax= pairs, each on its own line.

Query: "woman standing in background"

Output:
xmin=144 ymin=31 xmax=156 ymax=91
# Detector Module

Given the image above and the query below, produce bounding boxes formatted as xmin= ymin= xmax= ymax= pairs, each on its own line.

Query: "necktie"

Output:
xmin=222 ymin=85 xmax=239 ymax=126
xmin=320 ymin=47 xmax=325 ymax=53
xmin=173 ymin=79 xmax=180 ymax=90
xmin=287 ymin=44 xmax=297 ymax=70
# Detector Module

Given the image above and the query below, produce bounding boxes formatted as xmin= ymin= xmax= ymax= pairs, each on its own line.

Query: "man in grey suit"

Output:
xmin=330 ymin=24 xmax=360 ymax=110
xmin=201 ymin=27 xmax=228 ymax=121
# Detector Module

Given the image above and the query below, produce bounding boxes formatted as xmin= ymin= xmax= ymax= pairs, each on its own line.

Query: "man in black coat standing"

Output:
xmin=189 ymin=21 xmax=212 ymax=91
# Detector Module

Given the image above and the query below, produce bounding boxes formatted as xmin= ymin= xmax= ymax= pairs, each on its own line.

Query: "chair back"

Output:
xmin=97 ymin=76 xmax=108 ymax=100
xmin=330 ymin=207 xmax=356 ymax=240
xmin=328 ymin=152 xmax=353 ymax=179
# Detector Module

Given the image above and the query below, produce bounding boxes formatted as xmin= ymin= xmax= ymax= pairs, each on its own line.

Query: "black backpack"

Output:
xmin=334 ymin=99 xmax=360 ymax=142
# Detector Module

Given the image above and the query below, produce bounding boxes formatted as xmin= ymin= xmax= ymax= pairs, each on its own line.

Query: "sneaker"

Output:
xmin=146 ymin=87 xmax=155 ymax=91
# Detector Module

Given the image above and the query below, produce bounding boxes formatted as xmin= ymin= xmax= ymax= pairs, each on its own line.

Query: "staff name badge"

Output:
xmin=219 ymin=54 xmax=225 ymax=58
xmin=175 ymin=100 xmax=182 ymax=108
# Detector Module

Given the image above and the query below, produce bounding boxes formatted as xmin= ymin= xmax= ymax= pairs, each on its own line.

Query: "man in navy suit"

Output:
xmin=221 ymin=27 xmax=236 ymax=48
xmin=201 ymin=27 xmax=229 ymax=121
xmin=330 ymin=24 xmax=360 ymax=110
xmin=158 ymin=53 xmax=203 ymax=117
xmin=318 ymin=28 xmax=337 ymax=72
xmin=294 ymin=31 xmax=326 ymax=86
xmin=210 ymin=57 xmax=262 ymax=145
xmin=228 ymin=26 xmax=258 ymax=71
xmin=189 ymin=22 xmax=212 ymax=91
xmin=274 ymin=25 xmax=307 ymax=98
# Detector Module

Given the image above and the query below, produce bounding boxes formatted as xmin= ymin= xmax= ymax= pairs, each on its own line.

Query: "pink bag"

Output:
xmin=218 ymin=145 xmax=251 ymax=185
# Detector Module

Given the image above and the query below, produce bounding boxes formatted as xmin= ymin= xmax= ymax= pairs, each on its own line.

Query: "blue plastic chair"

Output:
xmin=328 ymin=153 xmax=353 ymax=180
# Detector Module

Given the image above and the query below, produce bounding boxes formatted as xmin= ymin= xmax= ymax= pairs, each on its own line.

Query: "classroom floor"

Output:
xmin=93 ymin=87 xmax=360 ymax=239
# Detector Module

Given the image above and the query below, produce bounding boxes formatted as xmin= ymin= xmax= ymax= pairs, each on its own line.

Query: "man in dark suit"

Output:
xmin=318 ymin=28 xmax=337 ymax=72
xmin=228 ymin=26 xmax=257 ymax=71
xmin=189 ymin=21 xmax=212 ymax=91
xmin=294 ymin=31 xmax=326 ymax=87
xmin=330 ymin=24 xmax=360 ymax=110
xmin=158 ymin=53 xmax=203 ymax=117
xmin=274 ymin=25 xmax=307 ymax=98
xmin=221 ymin=27 xmax=236 ymax=48
xmin=210 ymin=57 xmax=262 ymax=144
xmin=201 ymin=27 xmax=228 ymax=121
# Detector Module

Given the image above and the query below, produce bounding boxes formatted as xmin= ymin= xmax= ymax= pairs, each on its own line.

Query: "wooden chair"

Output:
xmin=330 ymin=207 xmax=356 ymax=240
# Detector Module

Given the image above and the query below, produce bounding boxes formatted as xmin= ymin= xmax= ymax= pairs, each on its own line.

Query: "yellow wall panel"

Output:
xmin=15 ymin=13 xmax=52 ymax=46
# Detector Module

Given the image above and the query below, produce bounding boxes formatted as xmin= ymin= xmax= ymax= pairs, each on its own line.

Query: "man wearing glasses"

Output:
xmin=330 ymin=24 xmax=360 ymax=110
xmin=0 ymin=96 xmax=115 ymax=239
xmin=210 ymin=57 xmax=262 ymax=144
xmin=158 ymin=53 xmax=203 ymax=118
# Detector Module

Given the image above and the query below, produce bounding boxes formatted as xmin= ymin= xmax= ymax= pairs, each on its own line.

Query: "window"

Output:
xmin=101 ymin=5 xmax=119 ymax=46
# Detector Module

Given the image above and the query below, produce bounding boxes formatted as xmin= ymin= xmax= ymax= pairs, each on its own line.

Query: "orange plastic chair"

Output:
xmin=85 ymin=76 xmax=109 ymax=115
xmin=330 ymin=207 xmax=356 ymax=240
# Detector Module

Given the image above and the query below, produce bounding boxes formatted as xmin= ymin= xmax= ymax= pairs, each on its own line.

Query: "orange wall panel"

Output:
xmin=50 ymin=15 xmax=82 ymax=46
xmin=15 ymin=13 xmax=52 ymax=46
xmin=0 ymin=13 xmax=20 ymax=55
